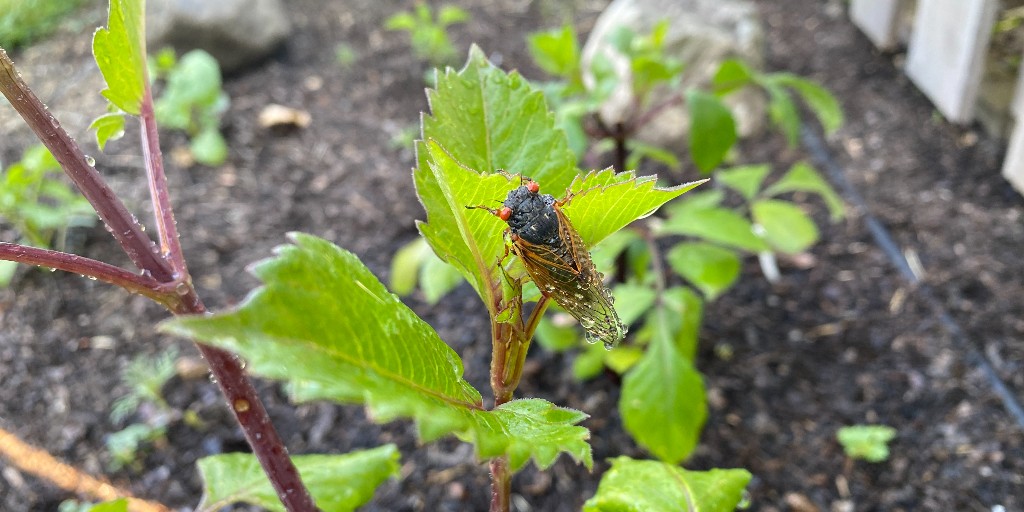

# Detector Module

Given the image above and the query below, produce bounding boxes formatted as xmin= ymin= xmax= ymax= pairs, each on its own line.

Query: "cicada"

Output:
xmin=469 ymin=177 xmax=626 ymax=348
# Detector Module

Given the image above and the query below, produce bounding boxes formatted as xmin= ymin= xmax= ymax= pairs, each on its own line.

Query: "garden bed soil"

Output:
xmin=2 ymin=0 xmax=1023 ymax=510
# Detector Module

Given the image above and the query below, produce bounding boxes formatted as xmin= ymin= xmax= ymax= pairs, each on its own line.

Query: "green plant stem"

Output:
xmin=0 ymin=46 xmax=318 ymax=512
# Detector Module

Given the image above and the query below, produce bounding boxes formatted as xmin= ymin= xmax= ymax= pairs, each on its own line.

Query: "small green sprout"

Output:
xmin=837 ymin=424 xmax=897 ymax=462
xmin=384 ymin=3 xmax=469 ymax=67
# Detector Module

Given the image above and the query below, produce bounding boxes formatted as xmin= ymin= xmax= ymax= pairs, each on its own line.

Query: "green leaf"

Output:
xmin=763 ymin=81 xmax=800 ymax=147
xmin=92 ymin=0 xmax=146 ymax=115
xmin=419 ymin=46 xmax=579 ymax=195
xmin=620 ymin=305 xmax=706 ymax=463
xmin=559 ymin=169 xmax=705 ymax=252
xmin=573 ymin=343 xmax=607 ymax=381
xmin=687 ymin=89 xmax=736 ymax=173
xmin=190 ymin=127 xmax=228 ymax=166
xmin=584 ymin=457 xmax=752 ymax=512
xmin=420 ymin=251 xmax=464 ymax=304
xmin=86 ymin=499 xmax=128 ymax=512
xmin=604 ymin=345 xmax=644 ymax=374
xmin=527 ymin=24 xmax=580 ymax=78
xmin=590 ymin=229 xmax=641 ymax=274
xmin=658 ymin=205 xmax=769 ymax=253
xmin=666 ymin=243 xmax=741 ymax=301
xmin=89 ymin=113 xmax=126 ymax=151
xmin=0 ymin=260 xmax=17 ymax=287
xmin=771 ymin=73 xmax=844 ymax=134
xmin=716 ymin=164 xmax=770 ymax=202
xmin=437 ymin=5 xmax=470 ymax=26
xmin=837 ymin=425 xmax=897 ymax=463
xmin=196 ymin=446 xmax=400 ymax=512
xmin=535 ymin=315 xmax=580 ymax=352
xmin=610 ymin=282 xmax=656 ymax=326
xmin=764 ymin=161 xmax=845 ymax=221
xmin=161 ymin=234 xmax=591 ymax=471
xmin=751 ymin=199 xmax=818 ymax=254
xmin=626 ymin=141 xmax=680 ymax=171
xmin=390 ymin=237 xmax=429 ymax=296
xmin=713 ymin=58 xmax=753 ymax=95
xmin=384 ymin=12 xmax=416 ymax=31
xmin=661 ymin=287 xmax=703 ymax=361
xmin=418 ymin=140 xmax=703 ymax=307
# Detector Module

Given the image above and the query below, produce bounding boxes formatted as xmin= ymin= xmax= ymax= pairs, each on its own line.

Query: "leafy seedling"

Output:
xmin=837 ymin=425 xmax=897 ymax=463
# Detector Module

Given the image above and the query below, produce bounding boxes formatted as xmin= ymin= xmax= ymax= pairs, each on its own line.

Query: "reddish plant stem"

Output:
xmin=489 ymin=457 xmax=512 ymax=512
xmin=138 ymin=85 xmax=186 ymax=275
xmin=0 ymin=48 xmax=173 ymax=282
xmin=0 ymin=242 xmax=170 ymax=304
xmin=0 ymin=47 xmax=318 ymax=512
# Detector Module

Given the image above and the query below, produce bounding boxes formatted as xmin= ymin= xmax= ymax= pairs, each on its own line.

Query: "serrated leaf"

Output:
xmin=584 ymin=457 xmax=752 ymax=512
xmin=764 ymin=161 xmax=845 ymax=221
xmin=620 ymin=305 xmax=706 ymax=463
xmin=89 ymin=113 xmax=126 ymax=151
xmin=770 ymin=73 xmax=844 ymax=134
xmin=666 ymin=242 xmax=740 ymax=301
xmin=92 ymin=0 xmax=146 ymax=115
xmin=687 ymin=89 xmax=736 ymax=173
xmin=559 ymin=169 xmax=706 ymax=251
xmin=751 ymin=199 xmax=818 ymax=254
xmin=716 ymin=164 xmax=770 ymax=201
xmin=161 ymin=234 xmax=590 ymax=470
xmin=658 ymin=205 xmax=769 ymax=253
xmin=418 ymin=45 xmax=578 ymax=195
xmin=196 ymin=446 xmax=400 ymax=512
xmin=418 ymin=141 xmax=703 ymax=306
xmin=527 ymin=24 xmax=579 ymax=78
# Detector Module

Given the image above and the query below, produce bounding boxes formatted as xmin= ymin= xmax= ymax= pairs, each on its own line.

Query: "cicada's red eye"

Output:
xmin=498 ymin=207 xmax=512 ymax=221
xmin=526 ymin=180 xmax=540 ymax=193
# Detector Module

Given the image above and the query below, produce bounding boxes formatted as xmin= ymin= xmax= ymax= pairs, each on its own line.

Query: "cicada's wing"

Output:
xmin=511 ymin=208 xmax=626 ymax=348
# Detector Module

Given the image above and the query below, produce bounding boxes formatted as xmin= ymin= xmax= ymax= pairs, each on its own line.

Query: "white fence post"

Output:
xmin=850 ymin=0 xmax=904 ymax=50
xmin=905 ymin=0 xmax=998 ymax=123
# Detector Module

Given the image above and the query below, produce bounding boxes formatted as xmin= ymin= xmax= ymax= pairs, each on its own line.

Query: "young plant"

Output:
xmin=384 ymin=3 xmax=469 ymax=68
xmin=837 ymin=424 xmax=897 ymax=463
xmin=0 ymin=0 xmax=331 ymax=508
xmin=105 ymin=348 xmax=178 ymax=472
xmin=92 ymin=47 xmax=230 ymax=166
xmin=0 ymin=0 xmax=87 ymax=48
xmin=165 ymin=46 xmax=751 ymax=511
xmin=0 ymin=144 xmax=96 ymax=286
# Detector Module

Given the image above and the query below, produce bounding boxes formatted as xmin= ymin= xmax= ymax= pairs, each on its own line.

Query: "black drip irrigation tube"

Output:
xmin=801 ymin=127 xmax=1024 ymax=429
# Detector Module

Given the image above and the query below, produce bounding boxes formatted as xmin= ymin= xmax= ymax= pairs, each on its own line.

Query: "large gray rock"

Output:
xmin=146 ymin=0 xmax=292 ymax=73
xmin=581 ymin=0 xmax=766 ymax=156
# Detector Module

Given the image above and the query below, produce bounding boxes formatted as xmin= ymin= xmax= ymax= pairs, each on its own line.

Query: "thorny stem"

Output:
xmin=0 ymin=48 xmax=318 ymax=511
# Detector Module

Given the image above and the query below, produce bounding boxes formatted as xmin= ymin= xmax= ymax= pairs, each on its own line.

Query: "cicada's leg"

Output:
xmin=556 ymin=183 xmax=604 ymax=208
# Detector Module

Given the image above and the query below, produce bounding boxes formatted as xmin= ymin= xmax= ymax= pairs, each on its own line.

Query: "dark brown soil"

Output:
xmin=2 ymin=0 xmax=1023 ymax=511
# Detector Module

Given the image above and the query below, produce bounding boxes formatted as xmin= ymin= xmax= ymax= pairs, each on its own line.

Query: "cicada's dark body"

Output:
xmin=471 ymin=178 xmax=626 ymax=348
